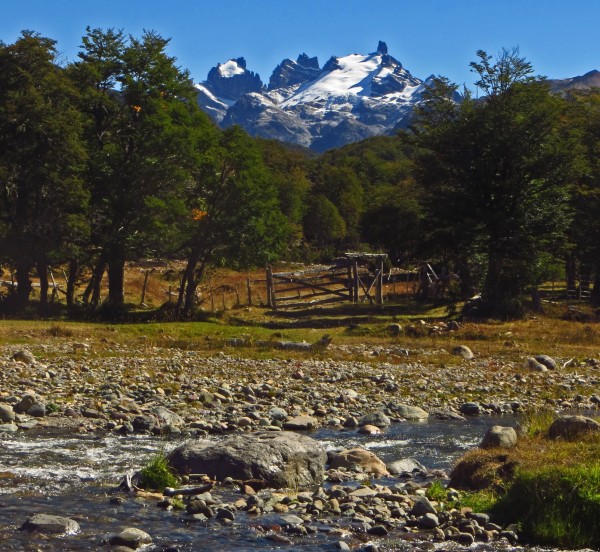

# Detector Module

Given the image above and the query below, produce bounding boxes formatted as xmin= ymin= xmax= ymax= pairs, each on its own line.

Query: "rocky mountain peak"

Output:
xmin=376 ymin=41 xmax=388 ymax=55
xmin=206 ymin=58 xmax=263 ymax=101
xmin=297 ymin=53 xmax=320 ymax=70
xmin=197 ymin=43 xmax=434 ymax=151
xmin=268 ymin=53 xmax=321 ymax=90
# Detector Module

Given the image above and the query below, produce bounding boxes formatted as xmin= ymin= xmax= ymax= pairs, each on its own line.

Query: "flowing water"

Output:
xmin=0 ymin=416 xmax=562 ymax=551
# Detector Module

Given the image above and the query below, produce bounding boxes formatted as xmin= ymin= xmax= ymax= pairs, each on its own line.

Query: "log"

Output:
xmin=163 ymin=483 xmax=213 ymax=497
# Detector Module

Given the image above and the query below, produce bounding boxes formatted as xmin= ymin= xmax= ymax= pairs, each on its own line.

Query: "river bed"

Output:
xmin=0 ymin=416 xmax=572 ymax=551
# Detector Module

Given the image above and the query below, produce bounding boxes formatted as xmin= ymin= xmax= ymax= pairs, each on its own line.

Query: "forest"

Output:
xmin=1 ymin=29 xmax=600 ymax=319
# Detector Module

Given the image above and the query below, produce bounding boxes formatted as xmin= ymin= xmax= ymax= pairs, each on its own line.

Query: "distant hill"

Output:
xmin=548 ymin=70 xmax=600 ymax=93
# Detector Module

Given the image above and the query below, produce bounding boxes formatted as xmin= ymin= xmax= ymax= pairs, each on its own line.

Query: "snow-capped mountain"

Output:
xmin=195 ymin=42 xmax=434 ymax=152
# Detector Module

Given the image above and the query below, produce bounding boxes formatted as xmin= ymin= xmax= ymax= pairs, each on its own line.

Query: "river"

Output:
xmin=0 ymin=416 xmax=568 ymax=551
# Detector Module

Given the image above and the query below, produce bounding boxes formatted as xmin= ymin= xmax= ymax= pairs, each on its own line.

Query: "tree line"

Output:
xmin=1 ymin=31 xmax=599 ymax=318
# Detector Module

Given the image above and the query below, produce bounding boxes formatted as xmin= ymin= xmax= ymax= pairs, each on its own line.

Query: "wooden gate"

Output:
xmin=266 ymin=253 xmax=387 ymax=310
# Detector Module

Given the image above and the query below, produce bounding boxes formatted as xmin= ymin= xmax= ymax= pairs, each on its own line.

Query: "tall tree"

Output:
xmin=413 ymin=49 xmax=572 ymax=317
xmin=71 ymin=28 xmax=212 ymax=310
xmin=565 ymin=91 xmax=600 ymax=306
xmin=0 ymin=31 xmax=88 ymax=310
xmin=173 ymin=126 xmax=289 ymax=317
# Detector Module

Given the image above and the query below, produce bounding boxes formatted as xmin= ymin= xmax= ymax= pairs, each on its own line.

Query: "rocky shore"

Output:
xmin=2 ymin=338 xmax=600 ymax=550
xmin=1 ymin=339 xmax=599 ymax=437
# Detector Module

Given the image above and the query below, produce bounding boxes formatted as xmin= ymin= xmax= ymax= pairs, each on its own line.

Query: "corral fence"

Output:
xmin=266 ymin=253 xmax=388 ymax=310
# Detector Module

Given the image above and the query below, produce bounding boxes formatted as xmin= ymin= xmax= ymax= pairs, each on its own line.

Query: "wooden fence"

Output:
xmin=266 ymin=253 xmax=387 ymax=310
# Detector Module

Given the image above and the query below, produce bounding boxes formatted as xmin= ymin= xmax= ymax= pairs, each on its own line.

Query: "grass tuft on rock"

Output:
xmin=138 ymin=451 xmax=178 ymax=491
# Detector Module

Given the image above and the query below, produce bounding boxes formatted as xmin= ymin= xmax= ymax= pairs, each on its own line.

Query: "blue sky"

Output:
xmin=1 ymin=0 xmax=598 ymax=88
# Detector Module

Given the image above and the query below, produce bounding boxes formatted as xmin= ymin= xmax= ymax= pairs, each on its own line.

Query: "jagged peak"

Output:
xmin=322 ymin=56 xmax=341 ymax=73
xmin=377 ymin=41 xmax=388 ymax=55
xmin=297 ymin=53 xmax=320 ymax=70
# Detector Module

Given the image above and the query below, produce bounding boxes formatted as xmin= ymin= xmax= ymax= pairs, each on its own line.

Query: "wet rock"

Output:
xmin=329 ymin=448 xmax=388 ymax=476
xmin=480 ymin=426 xmax=518 ymax=449
xmin=359 ymin=411 xmax=391 ymax=428
xmin=20 ymin=514 xmax=80 ymax=535
xmin=548 ymin=415 xmax=600 ymax=439
xmin=459 ymin=402 xmax=481 ymax=416
xmin=387 ymin=457 xmax=426 ymax=475
xmin=108 ymin=527 xmax=152 ymax=549
xmin=367 ymin=525 xmax=388 ymax=536
xmin=168 ymin=431 xmax=326 ymax=490
xmin=358 ymin=424 xmax=382 ymax=435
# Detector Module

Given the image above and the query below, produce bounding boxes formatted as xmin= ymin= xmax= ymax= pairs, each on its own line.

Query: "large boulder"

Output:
xmin=548 ymin=415 xmax=600 ymax=440
xmin=168 ymin=431 xmax=326 ymax=490
xmin=20 ymin=514 xmax=80 ymax=535
xmin=480 ymin=426 xmax=518 ymax=449
xmin=329 ymin=447 xmax=389 ymax=476
xmin=393 ymin=404 xmax=429 ymax=420
xmin=108 ymin=528 xmax=152 ymax=549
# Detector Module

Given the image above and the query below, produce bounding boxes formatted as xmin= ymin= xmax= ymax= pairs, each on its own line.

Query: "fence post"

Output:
xmin=352 ymin=261 xmax=359 ymax=303
xmin=377 ymin=258 xmax=384 ymax=304
xmin=266 ymin=265 xmax=277 ymax=309
xmin=246 ymin=277 xmax=252 ymax=306
xmin=140 ymin=270 xmax=150 ymax=306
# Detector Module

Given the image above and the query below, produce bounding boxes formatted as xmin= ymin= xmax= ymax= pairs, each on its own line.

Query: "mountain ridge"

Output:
xmin=195 ymin=43 xmax=599 ymax=152
xmin=195 ymin=41 xmax=434 ymax=152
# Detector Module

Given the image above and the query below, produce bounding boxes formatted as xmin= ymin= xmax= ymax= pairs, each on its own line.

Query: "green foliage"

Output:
xmin=413 ymin=49 xmax=573 ymax=317
xmin=0 ymin=31 xmax=88 ymax=310
xmin=425 ymin=480 xmax=447 ymax=502
xmin=138 ymin=450 xmax=178 ymax=491
xmin=492 ymin=465 xmax=600 ymax=547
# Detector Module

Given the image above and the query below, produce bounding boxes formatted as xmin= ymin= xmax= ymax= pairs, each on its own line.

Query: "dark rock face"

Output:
xmin=205 ymin=58 xmax=263 ymax=101
xmin=168 ymin=431 xmax=326 ymax=490
xmin=268 ymin=54 xmax=321 ymax=90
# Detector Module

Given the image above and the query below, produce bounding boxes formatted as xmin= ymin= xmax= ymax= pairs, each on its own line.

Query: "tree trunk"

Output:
xmin=565 ymin=255 xmax=577 ymax=294
xmin=37 ymin=259 xmax=49 ymax=309
xmin=66 ymin=259 xmax=78 ymax=307
xmin=107 ymin=257 xmax=125 ymax=305
xmin=182 ymin=260 xmax=206 ymax=318
xmin=15 ymin=261 xmax=32 ymax=308
xmin=456 ymin=259 xmax=475 ymax=298
xmin=591 ymin=269 xmax=600 ymax=307
xmin=530 ymin=286 xmax=542 ymax=312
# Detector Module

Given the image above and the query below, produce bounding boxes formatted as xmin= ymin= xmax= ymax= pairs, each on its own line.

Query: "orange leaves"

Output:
xmin=191 ymin=209 xmax=208 ymax=221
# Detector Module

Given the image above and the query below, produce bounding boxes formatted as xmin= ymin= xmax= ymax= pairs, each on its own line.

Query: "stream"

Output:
xmin=0 ymin=416 xmax=565 ymax=551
